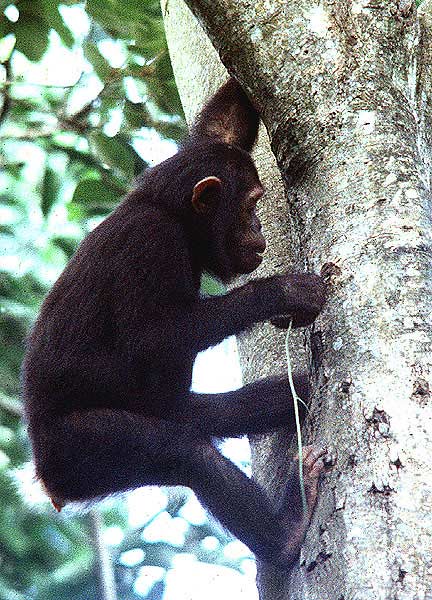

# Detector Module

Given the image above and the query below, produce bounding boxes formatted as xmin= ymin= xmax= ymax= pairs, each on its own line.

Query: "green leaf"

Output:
xmin=124 ymin=100 xmax=147 ymax=129
xmin=86 ymin=0 xmax=126 ymax=35
xmin=146 ymin=64 xmax=184 ymax=116
xmin=40 ymin=0 xmax=75 ymax=48
xmin=14 ymin=13 xmax=50 ymax=62
xmin=83 ymin=41 xmax=112 ymax=81
xmin=48 ymin=140 xmax=104 ymax=172
xmin=98 ymin=89 xmax=123 ymax=124
xmin=0 ymin=225 xmax=14 ymax=237
xmin=157 ymin=119 xmax=186 ymax=142
xmin=67 ymin=202 xmax=86 ymax=222
xmin=4 ymin=163 xmax=26 ymax=179
xmin=0 ymin=425 xmax=15 ymax=448
xmin=52 ymin=236 xmax=79 ymax=258
xmin=132 ymin=22 xmax=166 ymax=59
xmin=71 ymin=178 xmax=119 ymax=211
xmin=41 ymin=162 xmax=61 ymax=217
xmin=200 ymin=273 xmax=226 ymax=296
xmin=89 ymin=131 xmax=137 ymax=181
xmin=0 ymin=16 xmax=13 ymax=39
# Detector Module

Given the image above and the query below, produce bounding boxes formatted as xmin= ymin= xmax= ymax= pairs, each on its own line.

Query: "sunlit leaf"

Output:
xmin=201 ymin=274 xmax=226 ymax=296
xmin=71 ymin=177 xmax=119 ymax=210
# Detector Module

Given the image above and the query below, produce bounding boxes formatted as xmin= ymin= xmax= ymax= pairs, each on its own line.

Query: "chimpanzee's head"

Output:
xmin=186 ymin=79 xmax=266 ymax=281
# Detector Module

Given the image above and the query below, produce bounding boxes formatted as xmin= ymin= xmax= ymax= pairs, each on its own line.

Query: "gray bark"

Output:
xmin=162 ymin=1 xmax=432 ymax=599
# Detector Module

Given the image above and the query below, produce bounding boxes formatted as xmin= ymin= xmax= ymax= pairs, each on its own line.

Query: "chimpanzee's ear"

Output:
xmin=191 ymin=176 xmax=223 ymax=215
xmin=191 ymin=78 xmax=259 ymax=152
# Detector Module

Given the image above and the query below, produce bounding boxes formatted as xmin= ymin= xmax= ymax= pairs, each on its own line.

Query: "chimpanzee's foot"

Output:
xmin=276 ymin=445 xmax=327 ymax=568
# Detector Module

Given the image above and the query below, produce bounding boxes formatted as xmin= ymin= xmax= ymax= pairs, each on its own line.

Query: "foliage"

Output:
xmin=0 ymin=2 xmax=249 ymax=599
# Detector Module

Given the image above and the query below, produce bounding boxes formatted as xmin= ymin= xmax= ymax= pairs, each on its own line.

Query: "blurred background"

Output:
xmin=0 ymin=1 xmax=258 ymax=598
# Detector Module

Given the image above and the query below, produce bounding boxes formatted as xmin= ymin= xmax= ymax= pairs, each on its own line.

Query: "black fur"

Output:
xmin=23 ymin=78 xmax=326 ymax=567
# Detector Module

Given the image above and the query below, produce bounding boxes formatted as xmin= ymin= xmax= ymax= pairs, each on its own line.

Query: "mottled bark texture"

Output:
xmin=162 ymin=1 xmax=432 ymax=599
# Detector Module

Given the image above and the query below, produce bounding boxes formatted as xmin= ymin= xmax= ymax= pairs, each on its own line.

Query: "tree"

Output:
xmin=162 ymin=1 xmax=432 ymax=598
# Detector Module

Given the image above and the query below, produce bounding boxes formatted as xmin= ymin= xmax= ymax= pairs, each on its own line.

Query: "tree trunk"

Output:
xmin=162 ymin=1 xmax=432 ymax=598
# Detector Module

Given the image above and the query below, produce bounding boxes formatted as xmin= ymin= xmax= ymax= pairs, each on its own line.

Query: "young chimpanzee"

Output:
xmin=22 ymin=78 xmax=327 ymax=568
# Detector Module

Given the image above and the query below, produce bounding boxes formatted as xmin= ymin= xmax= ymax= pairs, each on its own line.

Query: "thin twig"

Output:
xmin=0 ymin=78 xmax=82 ymax=90
xmin=285 ymin=321 xmax=308 ymax=513
xmin=89 ymin=510 xmax=117 ymax=600
xmin=0 ymin=55 xmax=12 ymax=129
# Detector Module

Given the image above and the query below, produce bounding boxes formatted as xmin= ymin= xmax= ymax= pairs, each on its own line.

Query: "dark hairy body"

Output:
xmin=23 ymin=79 xmax=327 ymax=568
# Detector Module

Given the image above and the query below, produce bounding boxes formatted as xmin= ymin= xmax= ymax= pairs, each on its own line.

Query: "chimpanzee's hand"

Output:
xmin=270 ymin=272 xmax=326 ymax=328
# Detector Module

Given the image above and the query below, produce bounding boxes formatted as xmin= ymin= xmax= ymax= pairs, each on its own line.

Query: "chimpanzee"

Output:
xmin=22 ymin=78 xmax=327 ymax=568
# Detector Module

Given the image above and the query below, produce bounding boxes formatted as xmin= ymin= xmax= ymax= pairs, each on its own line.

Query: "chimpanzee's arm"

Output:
xmin=151 ymin=272 xmax=325 ymax=355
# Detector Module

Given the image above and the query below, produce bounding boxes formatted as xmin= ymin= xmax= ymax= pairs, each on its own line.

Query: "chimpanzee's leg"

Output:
xmin=182 ymin=374 xmax=308 ymax=437
xmin=31 ymin=409 xmax=326 ymax=568
xmin=187 ymin=442 xmax=327 ymax=567
xmin=31 ymin=410 xmax=201 ymax=503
